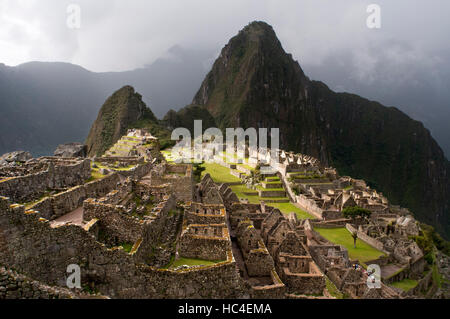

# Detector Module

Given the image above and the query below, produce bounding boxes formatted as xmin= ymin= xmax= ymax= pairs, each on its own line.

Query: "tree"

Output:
xmin=351 ymin=231 xmax=358 ymax=248
xmin=193 ymin=162 xmax=206 ymax=183
xmin=342 ymin=206 xmax=371 ymax=222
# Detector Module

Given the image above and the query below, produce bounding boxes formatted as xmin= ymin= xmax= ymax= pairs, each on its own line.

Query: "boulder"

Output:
xmin=54 ymin=143 xmax=87 ymax=158
xmin=0 ymin=151 xmax=32 ymax=164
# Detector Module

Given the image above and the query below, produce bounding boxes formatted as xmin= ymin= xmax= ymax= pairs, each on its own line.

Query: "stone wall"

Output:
xmin=0 ymin=266 xmax=79 ymax=299
xmin=113 ymin=162 xmax=153 ymax=179
xmin=281 ymin=268 xmax=325 ymax=295
xmin=29 ymin=173 xmax=120 ymax=220
xmin=383 ymin=257 xmax=426 ymax=285
xmin=95 ymin=157 xmax=144 ymax=165
xmin=151 ymin=164 xmax=193 ymax=202
xmin=83 ymin=199 xmax=143 ymax=246
xmin=0 ymin=158 xmax=91 ymax=203
xmin=137 ymin=255 xmax=248 ymax=298
xmin=179 ymin=224 xmax=231 ymax=261
xmin=295 ymin=194 xmax=323 ymax=219
xmin=0 ymin=197 xmax=247 ymax=299
xmin=249 ymin=269 xmax=286 ymax=299
xmin=134 ymin=195 xmax=178 ymax=266
xmin=402 ymin=270 xmax=433 ymax=297
xmin=185 ymin=204 xmax=226 ymax=225
xmin=322 ymin=210 xmax=343 ymax=220
xmin=0 ymin=197 xmax=140 ymax=298
xmin=228 ymin=202 xmax=270 ymax=231
xmin=245 ymin=249 xmax=275 ymax=277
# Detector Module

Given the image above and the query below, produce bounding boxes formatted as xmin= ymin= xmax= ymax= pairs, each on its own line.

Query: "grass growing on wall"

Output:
xmin=120 ymin=243 xmax=133 ymax=253
xmin=86 ymin=168 xmax=105 ymax=182
xmin=325 ymin=277 xmax=344 ymax=299
xmin=390 ymin=278 xmax=419 ymax=292
xmin=315 ymin=227 xmax=386 ymax=263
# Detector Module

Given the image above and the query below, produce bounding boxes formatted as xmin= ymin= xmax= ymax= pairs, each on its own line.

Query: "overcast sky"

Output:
xmin=1 ymin=0 xmax=450 ymax=155
xmin=1 ymin=0 xmax=449 ymax=72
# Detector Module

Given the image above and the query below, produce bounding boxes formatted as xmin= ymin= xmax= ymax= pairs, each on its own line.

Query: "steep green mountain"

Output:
xmin=190 ymin=21 xmax=450 ymax=238
xmin=86 ymin=85 xmax=170 ymax=156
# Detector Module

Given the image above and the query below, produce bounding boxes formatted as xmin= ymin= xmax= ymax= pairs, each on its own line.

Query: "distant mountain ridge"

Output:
xmin=0 ymin=46 xmax=212 ymax=157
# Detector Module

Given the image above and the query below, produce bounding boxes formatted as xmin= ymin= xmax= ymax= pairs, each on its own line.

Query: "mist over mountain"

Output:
xmin=0 ymin=46 xmax=212 ymax=157
xmin=304 ymin=47 xmax=450 ymax=160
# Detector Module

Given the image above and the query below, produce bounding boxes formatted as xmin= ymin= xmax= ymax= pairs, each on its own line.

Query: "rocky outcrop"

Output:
xmin=85 ymin=86 xmax=158 ymax=157
xmin=54 ymin=143 xmax=87 ymax=158
xmin=0 ymin=151 xmax=32 ymax=164
xmin=189 ymin=21 xmax=450 ymax=239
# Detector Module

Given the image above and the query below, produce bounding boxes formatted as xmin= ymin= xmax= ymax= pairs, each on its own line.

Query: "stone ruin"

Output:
xmin=103 ymin=128 xmax=160 ymax=161
xmin=0 ymin=134 xmax=439 ymax=299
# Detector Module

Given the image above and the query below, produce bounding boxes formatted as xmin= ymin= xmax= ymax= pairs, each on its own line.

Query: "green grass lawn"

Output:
xmin=201 ymin=162 xmax=242 ymax=184
xmin=315 ymin=227 xmax=386 ymax=263
xmin=270 ymin=202 xmax=314 ymax=220
xmin=169 ymin=257 xmax=220 ymax=269
xmin=390 ymin=278 xmax=419 ymax=292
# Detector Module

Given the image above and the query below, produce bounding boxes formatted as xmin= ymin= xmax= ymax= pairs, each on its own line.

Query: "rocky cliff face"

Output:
xmin=86 ymin=85 xmax=158 ymax=156
xmin=191 ymin=21 xmax=450 ymax=238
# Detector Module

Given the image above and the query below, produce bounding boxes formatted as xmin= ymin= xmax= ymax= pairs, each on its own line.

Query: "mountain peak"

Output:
xmin=192 ymin=21 xmax=307 ymax=125
xmin=230 ymin=20 xmax=282 ymax=52
xmin=85 ymin=85 xmax=157 ymax=156
xmin=239 ymin=20 xmax=276 ymax=38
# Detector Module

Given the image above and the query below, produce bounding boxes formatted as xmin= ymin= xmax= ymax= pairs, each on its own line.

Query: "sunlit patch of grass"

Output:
xmin=200 ymin=162 xmax=241 ymax=184
xmin=315 ymin=227 xmax=386 ymax=263
xmin=390 ymin=278 xmax=419 ymax=292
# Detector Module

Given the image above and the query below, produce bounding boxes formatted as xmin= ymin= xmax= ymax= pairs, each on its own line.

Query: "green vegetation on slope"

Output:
xmin=390 ymin=278 xmax=419 ymax=292
xmin=85 ymin=85 xmax=172 ymax=156
xmin=325 ymin=277 xmax=344 ymax=299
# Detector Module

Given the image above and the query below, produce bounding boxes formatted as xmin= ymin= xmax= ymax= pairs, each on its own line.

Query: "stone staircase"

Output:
xmin=104 ymin=136 xmax=143 ymax=157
